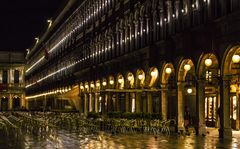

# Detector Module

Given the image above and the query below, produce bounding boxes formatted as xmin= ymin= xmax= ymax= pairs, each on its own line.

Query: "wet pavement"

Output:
xmin=0 ymin=129 xmax=239 ymax=149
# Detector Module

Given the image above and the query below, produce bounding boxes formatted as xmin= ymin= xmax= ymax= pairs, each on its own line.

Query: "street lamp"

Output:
xmin=232 ymin=55 xmax=240 ymax=63
xmin=151 ymin=70 xmax=158 ymax=77
xmin=138 ymin=74 xmax=143 ymax=80
xmin=102 ymin=81 xmax=107 ymax=86
xmin=128 ymin=75 xmax=133 ymax=81
xmin=187 ymin=88 xmax=193 ymax=94
xmin=165 ymin=67 xmax=172 ymax=74
xmin=205 ymin=58 xmax=212 ymax=67
xmin=110 ymin=80 xmax=114 ymax=85
xmin=184 ymin=64 xmax=191 ymax=71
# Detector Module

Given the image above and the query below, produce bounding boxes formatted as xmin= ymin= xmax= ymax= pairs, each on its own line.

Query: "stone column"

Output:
xmin=236 ymin=94 xmax=239 ymax=130
xmin=177 ymin=82 xmax=184 ymax=132
xmin=196 ymin=79 xmax=206 ymax=135
xmin=95 ymin=93 xmax=99 ymax=113
xmin=161 ymin=84 xmax=168 ymax=120
xmin=84 ymin=93 xmax=88 ymax=115
xmin=219 ymin=76 xmax=232 ymax=138
xmin=8 ymin=94 xmax=12 ymax=110
xmin=89 ymin=93 xmax=92 ymax=112
xmin=147 ymin=92 xmax=152 ymax=113
xmin=125 ymin=93 xmax=130 ymax=112
xmin=136 ymin=92 xmax=141 ymax=112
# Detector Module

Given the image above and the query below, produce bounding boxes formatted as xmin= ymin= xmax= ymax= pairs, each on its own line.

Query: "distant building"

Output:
xmin=0 ymin=51 xmax=25 ymax=111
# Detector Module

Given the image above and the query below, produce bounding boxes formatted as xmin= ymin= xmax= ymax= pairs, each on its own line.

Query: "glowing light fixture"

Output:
xmin=102 ymin=81 xmax=107 ymax=86
xmin=85 ymin=85 xmax=89 ymax=89
xmin=184 ymin=64 xmax=191 ymax=71
xmin=165 ymin=67 xmax=172 ymax=74
xmin=151 ymin=70 xmax=158 ymax=77
xmin=90 ymin=83 xmax=95 ymax=88
xmin=138 ymin=74 xmax=143 ymax=80
xmin=232 ymin=55 xmax=240 ymax=63
xmin=118 ymin=78 xmax=123 ymax=83
xmin=110 ymin=80 xmax=114 ymax=85
xmin=187 ymin=88 xmax=193 ymax=94
xmin=128 ymin=75 xmax=133 ymax=81
xmin=96 ymin=82 xmax=100 ymax=87
xmin=205 ymin=58 xmax=212 ymax=67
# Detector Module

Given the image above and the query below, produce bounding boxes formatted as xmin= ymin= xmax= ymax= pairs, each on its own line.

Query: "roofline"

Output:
xmin=26 ymin=0 xmax=78 ymax=59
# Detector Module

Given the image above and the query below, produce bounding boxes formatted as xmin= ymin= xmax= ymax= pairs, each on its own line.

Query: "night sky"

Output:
xmin=0 ymin=0 xmax=68 ymax=53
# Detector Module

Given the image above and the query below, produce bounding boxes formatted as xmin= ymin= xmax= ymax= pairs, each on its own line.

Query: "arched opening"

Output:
xmin=198 ymin=53 xmax=220 ymax=128
xmin=147 ymin=67 xmax=160 ymax=113
xmin=136 ymin=69 xmax=146 ymax=112
xmin=108 ymin=76 xmax=116 ymax=112
xmin=126 ymin=72 xmax=136 ymax=112
xmin=178 ymin=59 xmax=196 ymax=130
xmin=222 ymin=46 xmax=240 ymax=137
xmin=115 ymin=74 xmax=125 ymax=112
xmin=1 ymin=96 xmax=8 ymax=111
xmin=13 ymin=96 xmax=21 ymax=110
xmin=160 ymin=63 xmax=176 ymax=120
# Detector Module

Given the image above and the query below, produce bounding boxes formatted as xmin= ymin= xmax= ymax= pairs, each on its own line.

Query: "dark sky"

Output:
xmin=0 ymin=0 xmax=68 ymax=53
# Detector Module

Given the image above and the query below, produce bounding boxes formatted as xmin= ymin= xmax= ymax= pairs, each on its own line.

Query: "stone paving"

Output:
xmin=0 ymin=128 xmax=240 ymax=149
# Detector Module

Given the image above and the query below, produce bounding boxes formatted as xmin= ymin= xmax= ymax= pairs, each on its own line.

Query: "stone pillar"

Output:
xmin=136 ymin=92 xmax=141 ymax=112
xmin=95 ymin=93 xmax=99 ymax=113
xmin=125 ymin=93 xmax=130 ymax=112
xmin=161 ymin=84 xmax=168 ymax=120
xmin=84 ymin=93 xmax=88 ymax=115
xmin=177 ymin=82 xmax=184 ymax=132
xmin=236 ymin=93 xmax=240 ymax=130
xmin=89 ymin=93 xmax=92 ymax=112
xmin=147 ymin=92 xmax=152 ymax=113
xmin=8 ymin=94 xmax=12 ymax=110
xmin=196 ymin=79 xmax=206 ymax=135
xmin=219 ymin=76 xmax=232 ymax=139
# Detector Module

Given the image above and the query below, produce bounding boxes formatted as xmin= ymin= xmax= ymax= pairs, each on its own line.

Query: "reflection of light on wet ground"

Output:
xmin=2 ymin=128 xmax=240 ymax=148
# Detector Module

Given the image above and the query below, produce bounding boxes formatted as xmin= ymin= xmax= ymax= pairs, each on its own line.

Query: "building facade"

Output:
xmin=0 ymin=51 xmax=25 ymax=111
xmin=25 ymin=0 xmax=240 ymax=138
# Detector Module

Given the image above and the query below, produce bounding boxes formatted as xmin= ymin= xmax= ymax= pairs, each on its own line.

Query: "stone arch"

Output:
xmin=101 ymin=78 xmax=107 ymax=88
xmin=117 ymin=74 xmax=124 ymax=89
xmin=221 ymin=45 xmax=240 ymax=76
xmin=146 ymin=67 xmax=159 ymax=88
xmin=197 ymin=53 xmax=220 ymax=79
xmin=160 ymin=62 xmax=175 ymax=84
xmin=108 ymin=75 xmax=115 ymax=88
xmin=177 ymin=58 xmax=196 ymax=82
xmin=126 ymin=72 xmax=135 ymax=89
xmin=95 ymin=80 xmax=101 ymax=90
xmin=84 ymin=82 xmax=89 ymax=92
xmin=136 ymin=69 xmax=146 ymax=88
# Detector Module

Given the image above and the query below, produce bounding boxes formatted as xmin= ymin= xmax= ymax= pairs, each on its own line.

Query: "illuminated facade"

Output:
xmin=0 ymin=51 xmax=25 ymax=111
xmin=25 ymin=0 xmax=240 ymax=138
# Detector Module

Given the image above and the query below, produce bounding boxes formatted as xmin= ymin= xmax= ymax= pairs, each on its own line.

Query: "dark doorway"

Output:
xmin=1 ymin=97 xmax=8 ymax=111
xmin=13 ymin=96 xmax=21 ymax=110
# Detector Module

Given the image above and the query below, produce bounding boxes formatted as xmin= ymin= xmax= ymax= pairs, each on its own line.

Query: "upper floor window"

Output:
xmin=2 ymin=70 xmax=8 ymax=84
xmin=14 ymin=70 xmax=20 ymax=84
